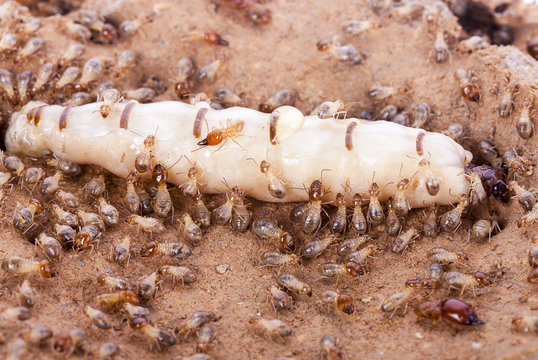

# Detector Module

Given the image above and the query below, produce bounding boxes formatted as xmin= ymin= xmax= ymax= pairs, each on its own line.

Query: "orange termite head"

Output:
xmin=39 ymin=259 xmax=57 ymax=278
xmin=352 ymin=193 xmax=362 ymax=207
xmin=462 ymin=83 xmax=480 ymax=102
xmin=188 ymin=166 xmax=199 ymax=178
xmin=279 ymin=232 xmax=295 ymax=252
xmin=126 ymin=170 xmax=139 ymax=184
xmin=335 ymin=193 xmax=345 ymax=207
xmin=419 ymin=159 xmax=430 ymax=167
xmin=29 ymin=198 xmax=44 ymax=212
xmin=397 ymin=178 xmax=410 ymax=191
xmin=152 ymin=164 xmax=167 ymax=185
xmin=121 ymin=290 xmax=141 ymax=305
xmin=336 ymin=294 xmax=355 ymax=315
xmin=316 ymin=38 xmax=333 ymax=51
xmin=144 ymin=135 xmax=155 ymax=147
xmin=260 ymin=160 xmax=270 ymax=174
xmin=309 ymin=180 xmax=325 ymax=201
xmin=204 ymin=30 xmax=229 ymax=46
xmin=405 ymin=279 xmax=424 ymax=289
xmin=369 ymin=182 xmax=380 ymax=197
xmin=474 ymin=272 xmax=491 ymax=286
xmin=458 ymin=194 xmax=470 ymax=207
xmin=230 ymin=186 xmax=245 ymax=203
xmin=140 ymin=241 xmax=157 ymax=257
xmin=345 ymin=261 xmax=364 ymax=276
xmin=129 ymin=316 xmax=148 ymax=330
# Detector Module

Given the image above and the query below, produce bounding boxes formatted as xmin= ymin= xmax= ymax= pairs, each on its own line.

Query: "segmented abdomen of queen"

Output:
xmin=6 ymin=100 xmax=472 ymax=207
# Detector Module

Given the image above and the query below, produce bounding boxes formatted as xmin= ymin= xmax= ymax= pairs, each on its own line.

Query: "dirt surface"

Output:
xmin=0 ymin=0 xmax=538 ymax=359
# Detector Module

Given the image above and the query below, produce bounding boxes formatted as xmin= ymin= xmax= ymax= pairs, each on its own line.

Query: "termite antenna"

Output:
xmin=245 ymin=157 xmax=259 ymax=166
xmin=320 ymin=168 xmax=332 ymax=183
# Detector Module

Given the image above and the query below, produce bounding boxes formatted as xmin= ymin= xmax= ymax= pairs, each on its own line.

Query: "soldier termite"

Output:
xmin=195 ymin=325 xmax=215 ymax=353
xmin=112 ymin=235 xmax=132 ymax=267
xmin=50 ymin=205 xmax=78 ymax=227
xmin=1 ymin=256 xmax=56 ymax=278
xmin=508 ymin=181 xmax=536 ymax=212
xmin=51 ymin=328 xmax=86 ymax=356
xmin=499 ymin=82 xmax=518 ymax=118
xmin=367 ymin=182 xmax=384 ymax=226
xmin=291 ymin=179 xmax=325 ymax=234
xmin=158 ymin=265 xmax=196 ymax=285
xmin=454 ymin=69 xmax=480 ymax=102
xmin=351 ymin=194 xmax=367 ymax=234
xmin=367 ymin=84 xmax=408 ymax=100
xmin=469 ymin=219 xmax=499 ymax=242
xmin=337 ymin=235 xmax=371 ymax=257
xmin=175 ymin=311 xmax=215 ymax=337
xmin=124 ymin=170 xmax=141 ymax=213
xmin=40 ymin=171 xmax=62 ymax=196
xmin=96 ymin=290 xmax=140 ymax=312
xmin=428 ymin=248 xmax=468 ymax=266
xmin=415 ymin=298 xmax=484 ymax=326
xmin=197 ymin=54 xmax=227 ymax=84
xmin=321 ymin=290 xmax=355 ymax=315
xmin=138 ymin=272 xmax=159 ymax=300
xmin=320 ymin=334 xmax=346 ymax=360
xmin=3 ymin=155 xmax=25 ymax=176
xmin=126 ymin=215 xmax=165 ymax=234
xmin=35 ymin=233 xmax=62 ymax=261
xmin=197 ymin=119 xmax=245 ymax=151
xmin=152 ymin=164 xmax=172 ymax=218
xmin=258 ymin=89 xmax=293 ymax=113
xmin=140 ymin=241 xmax=192 ymax=260
xmin=318 ymin=262 xmax=363 ymax=278
xmin=249 ymin=318 xmax=291 ymax=341
xmin=98 ymin=88 xmax=122 ymax=119
xmin=511 ymin=315 xmax=538 ymax=333
xmin=180 ymin=29 xmax=228 ymax=46
xmin=315 ymin=36 xmax=361 ymax=65
xmin=18 ymin=280 xmax=36 ymax=308
xmin=433 ymin=29 xmax=449 ymax=63
xmin=269 ymin=285 xmax=292 ymax=311
xmin=252 ymin=219 xmax=295 ymax=252
xmin=301 ymin=234 xmax=339 ymax=259
xmin=517 ymin=95 xmax=534 ymax=139
xmin=439 ymin=194 xmax=469 ymax=232
xmin=386 ymin=198 xmax=401 ymax=236
xmin=13 ymin=198 xmax=43 ymax=232
xmin=97 ymin=197 xmax=119 ymax=226
xmin=84 ymin=305 xmax=112 ymax=330
xmin=181 ymin=213 xmax=202 ymax=245
xmin=73 ymin=224 xmax=101 ymax=251
xmin=503 ymin=149 xmax=533 ymax=177
xmin=261 ymin=251 xmax=299 ymax=266
xmin=392 ymin=228 xmax=419 ymax=254
xmin=440 ymin=271 xmax=491 ymax=295
xmin=55 ymin=189 xmax=79 ymax=208
xmin=276 ymin=273 xmax=312 ymax=297
xmin=329 ymin=193 xmax=347 ymax=235
xmin=129 ymin=316 xmax=176 ymax=348
xmin=98 ymin=275 xmax=130 ymax=291
xmin=518 ymin=202 xmax=538 ymax=227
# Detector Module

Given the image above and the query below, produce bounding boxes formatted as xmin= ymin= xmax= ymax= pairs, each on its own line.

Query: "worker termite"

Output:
xmin=31 ymin=62 xmax=54 ymax=95
xmin=98 ymin=275 xmax=130 ymax=291
xmin=97 ymin=197 xmax=119 ymax=226
xmin=158 ymin=265 xmax=196 ymax=285
xmin=252 ymin=219 xmax=295 ymax=252
xmin=466 ymin=164 xmax=510 ymax=203
xmin=345 ymin=244 xmax=380 ymax=267
xmin=40 ymin=171 xmax=62 ymax=196
xmin=84 ymin=305 xmax=112 ymax=330
xmin=503 ymin=149 xmax=533 ymax=177
xmin=454 ymin=69 xmax=480 ymax=102
xmin=0 ymin=304 xmax=31 ymax=321
xmin=310 ymin=99 xmax=347 ymax=119
xmin=193 ymin=192 xmax=211 ymax=228
xmin=269 ymin=285 xmax=292 ymax=311
xmin=197 ymin=119 xmax=245 ymax=151
xmin=195 ymin=325 xmax=215 ymax=353
xmin=127 ymin=215 xmax=165 ymax=234
xmin=516 ymin=95 xmax=534 ymax=139
xmin=174 ymin=57 xmax=195 ymax=100
xmin=212 ymin=186 xmax=244 ymax=225
xmin=529 ymin=242 xmax=538 ymax=268
xmin=179 ymin=163 xmax=202 ymax=197
xmin=329 ymin=193 xmax=347 ymax=235
xmin=134 ymin=136 xmax=155 ymax=174
xmin=439 ymin=194 xmax=469 ymax=232
xmin=17 ymin=70 xmax=31 ymax=104
xmin=367 ymin=182 xmax=384 ymax=226
xmin=458 ymin=35 xmax=489 ymax=53
xmin=140 ymin=241 xmax=192 ymax=260
xmin=57 ymin=43 xmax=84 ymax=68
xmin=291 ymin=179 xmax=325 ymax=234
xmin=181 ymin=213 xmax=202 ymax=245
xmin=415 ymin=298 xmax=484 ymax=326
xmin=511 ymin=315 xmax=538 ymax=333
xmin=15 ymin=37 xmax=43 ymax=63
xmin=19 ymin=325 xmax=53 ymax=345
xmin=321 ymin=290 xmax=355 ymax=315
xmin=413 ymin=159 xmax=441 ymax=196
xmin=249 ymin=318 xmax=291 ymax=341
xmin=428 ymin=248 xmax=468 ymax=266
xmin=175 ymin=311 xmax=215 ymax=337
xmin=258 ymin=89 xmax=293 ymax=113
xmin=0 ymin=68 xmax=16 ymax=103
xmin=46 ymin=156 xmax=81 ymax=177
xmin=386 ymin=198 xmax=401 ymax=236
xmin=367 ymin=84 xmax=408 ymax=101
xmin=54 ymin=224 xmax=75 ymax=247
xmin=440 ymin=271 xmax=491 ymax=295
xmin=122 ymin=302 xmax=150 ymax=322
xmin=73 ymin=224 xmax=101 ymax=251
xmin=124 ymin=88 xmax=156 ymax=103
xmin=337 ymin=235 xmax=371 ymax=257
xmin=52 ymin=328 xmax=86 ymax=356
xmin=96 ymin=290 xmax=140 ymax=312
xmin=433 ymin=29 xmax=449 ymax=63
xmin=261 ymin=251 xmax=299 ymax=266
xmin=50 ymin=204 xmax=78 ymax=227
xmin=341 ymin=19 xmax=382 ymax=35
xmin=392 ymin=228 xmax=420 ymax=254
xmin=0 ymin=32 xmax=17 ymax=52
xmin=276 ymin=273 xmax=312 ymax=297
xmin=88 ymin=342 xmax=120 ymax=359
xmin=152 ymin=164 xmax=172 ymax=218
xmin=256 ymin=160 xmax=286 ymax=199
xmin=1 ymin=256 xmax=56 ymax=278
xmin=120 ymin=16 xmax=151 ymax=37
xmin=124 ymin=170 xmax=141 ymax=213
xmin=64 ymin=20 xmax=91 ymax=42
xmin=301 ymin=234 xmax=339 ymax=259
xmin=129 ymin=316 xmax=176 ymax=348
xmin=498 ymin=82 xmax=518 ymax=118
xmin=393 ymin=178 xmax=411 ymax=217
xmin=139 ymin=190 xmax=154 ymax=216
xmin=350 ymin=194 xmax=367 ymax=234
xmin=316 ymin=36 xmax=361 ymax=65
xmin=479 ymin=140 xmax=503 ymax=170
xmin=180 ymin=29 xmax=228 ymax=46
xmin=466 ymin=170 xmax=487 ymax=205
xmin=3 ymin=155 xmax=25 ymax=176
xmin=214 ymin=88 xmax=243 ymax=107
xmin=380 ymin=280 xmax=423 ymax=314
xmin=23 ymin=167 xmax=45 ymax=186
xmin=79 ymin=57 xmax=103 ymax=86
xmin=111 ymin=235 xmax=132 ymax=267
xmin=469 ymin=219 xmax=499 ymax=242
xmin=197 ymin=54 xmax=227 ymax=84
xmin=55 ymin=189 xmax=79 ymax=208
xmin=230 ymin=188 xmax=252 ymax=233
xmin=35 ymin=233 xmax=62 ymax=261
xmin=320 ymin=334 xmax=345 ymax=360
xmin=98 ymin=88 xmax=121 ymax=119
xmin=6 ymin=338 xmax=28 ymax=360
xmin=18 ymin=279 xmax=36 ymax=307
xmin=518 ymin=202 xmax=538 ymax=227
xmin=112 ymin=49 xmax=136 ymax=77
xmin=13 ymin=198 xmax=43 ymax=232
xmin=139 ymin=272 xmax=159 ymax=300
xmin=76 ymin=209 xmax=104 ymax=231
xmin=211 ymin=0 xmax=271 ymax=25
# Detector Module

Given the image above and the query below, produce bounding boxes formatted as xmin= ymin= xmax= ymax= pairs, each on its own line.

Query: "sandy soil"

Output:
xmin=0 ymin=0 xmax=537 ymax=359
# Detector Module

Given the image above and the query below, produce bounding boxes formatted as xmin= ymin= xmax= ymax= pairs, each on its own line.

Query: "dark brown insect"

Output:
xmin=465 ymin=164 xmax=509 ymax=203
xmin=415 ymin=298 xmax=484 ymax=326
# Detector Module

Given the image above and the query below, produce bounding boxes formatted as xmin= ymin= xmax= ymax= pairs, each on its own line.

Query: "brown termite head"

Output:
xmin=20 ymin=325 xmax=53 ymax=345
xmin=18 ymin=279 xmax=36 ymax=308
xmin=320 ymin=334 xmax=345 ymax=360
xmin=35 ymin=233 xmax=62 ymax=261
xmin=197 ymin=54 xmax=227 ymax=84
xmin=84 ymin=305 xmax=112 ymax=330
xmin=249 ymin=317 xmax=291 ymax=340
xmin=180 ymin=28 xmax=229 ymax=46
xmin=277 ymin=273 xmax=312 ymax=297
xmin=499 ymin=81 xmax=518 ymax=118
xmin=516 ymin=95 xmax=535 ymax=139
xmin=415 ymin=298 xmax=484 ymax=326
xmin=318 ymin=261 xmax=363 ymax=278
xmin=511 ymin=315 xmax=538 ymax=333
xmin=3 ymin=155 xmax=25 ymax=176
xmin=473 ymin=271 xmax=491 ymax=286
xmin=269 ymin=284 xmax=292 ymax=311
